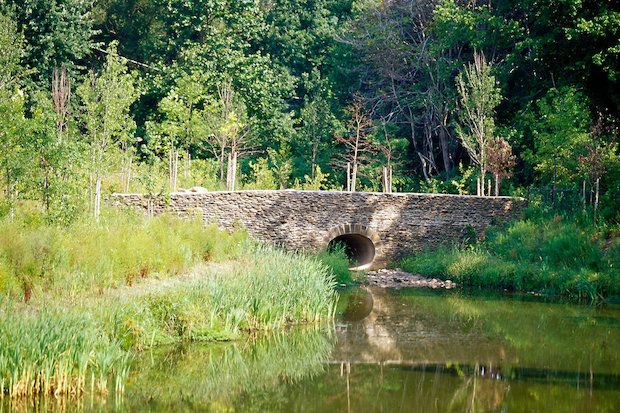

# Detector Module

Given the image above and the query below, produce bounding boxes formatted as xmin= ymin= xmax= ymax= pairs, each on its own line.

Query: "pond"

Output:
xmin=6 ymin=287 xmax=619 ymax=412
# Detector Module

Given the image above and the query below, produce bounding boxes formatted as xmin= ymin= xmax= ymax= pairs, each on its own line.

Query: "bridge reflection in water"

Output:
xmin=12 ymin=287 xmax=617 ymax=412
xmin=321 ymin=287 xmax=619 ymax=413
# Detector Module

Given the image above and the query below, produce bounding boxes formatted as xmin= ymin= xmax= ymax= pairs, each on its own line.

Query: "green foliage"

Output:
xmin=519 ymin=87 xmax=592 ymax=185
xmin=0 ymin=306 xmax=129 ymax=397
xmin=0 ymin=209 xmax=246 ymax=300
xmin=2 ymin=0 xmax=95 ymax=86
xmin=400 ymin=210 xmax=619 ymax=301
xmin=96 ymin=243 xmax=338 ymax=348
xmin=0 ymin=238 xmax=339 ymax=398
xmin=455 ymin=52 xmax=502 ymax=182
xmin=247 ymin=157 xmax=277 ymax=190
xmin=317 ymin=243 xmax=352 ymax=285
xmin=299 ymin=165 xmax=330 ymax=191
xmin=77 ymin=42 xmax=138 ymax=177
xmin=0 ymin=8 xmax=23 ymax=89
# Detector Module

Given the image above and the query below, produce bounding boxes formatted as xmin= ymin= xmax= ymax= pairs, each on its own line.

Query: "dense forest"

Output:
xmin=0 ymin=0 xmax=618 ymax=223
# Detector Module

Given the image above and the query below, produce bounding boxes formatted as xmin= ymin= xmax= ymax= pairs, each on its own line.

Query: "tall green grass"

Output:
xmin=96 ymin=243 xmax=339 ymax=349
xmin=0 ymin=305 xmax=130 ymax=398
xmin=315 ymin=244 xmax=352 ymax=285
xmin=401 ymin=213 xmax=619 ymax=301
xmin=0 ymin=209 xmax=246 ymax=301
xmin=1 ymin=243 xmax=339 ymax=398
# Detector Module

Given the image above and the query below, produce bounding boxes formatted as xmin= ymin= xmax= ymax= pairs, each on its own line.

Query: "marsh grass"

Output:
xmin=0 ymin=209 xmax=246 ymax=301
xmin=1 ymin=206 xmax=340 ymax=399
xmin=401 ymin=213 xmax=619 ymax=301
xmin=318 ymin=243 xmax=352 ymax=285
xmin=1 ymin=243 xmax=339 ymax=398
xmin=0 ymin=304 xmax=129 ymax=398
xmin=95 ymin=243 xmax=339 ymax=349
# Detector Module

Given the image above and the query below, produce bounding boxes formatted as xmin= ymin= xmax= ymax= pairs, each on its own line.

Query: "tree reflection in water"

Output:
xmin=6 ymin=287 xmax=618 ymax=412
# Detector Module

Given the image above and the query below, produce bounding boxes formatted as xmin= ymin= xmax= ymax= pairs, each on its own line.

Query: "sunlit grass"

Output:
xmin=1 ymin=242 xmax=339 ymax=398
xmin=401 ymin=214 xmax=619 ymax=301
xmin=94 ymin=243 xmax=339 ymax=349
xmin=0 ymin=304 xmax=130 ymax=398
xmin=0 ymin=209 xmax=246 ymax=301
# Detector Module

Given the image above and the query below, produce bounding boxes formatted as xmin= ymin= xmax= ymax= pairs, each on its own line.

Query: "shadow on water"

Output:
xmin=4 ymin=287 xmax=619 ymax=412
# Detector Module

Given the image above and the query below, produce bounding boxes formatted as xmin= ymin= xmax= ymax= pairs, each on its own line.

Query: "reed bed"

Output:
xmin=0 ymin=305 xmax=129 ymax=398
xmin=1 ymin=207 xmax=341 ymax=400
xmin=96 ymin=243 xmax=339 ymax=349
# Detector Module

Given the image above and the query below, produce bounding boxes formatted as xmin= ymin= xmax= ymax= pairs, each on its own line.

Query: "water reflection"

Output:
xmin=4 ymin=287 xmax=618 ymax=412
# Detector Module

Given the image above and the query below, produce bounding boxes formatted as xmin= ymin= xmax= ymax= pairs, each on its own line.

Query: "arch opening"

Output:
xmin=328 ymin=233 xmax=375 ymax=269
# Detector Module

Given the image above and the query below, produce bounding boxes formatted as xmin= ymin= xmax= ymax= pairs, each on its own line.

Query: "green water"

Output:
xmin=5 ymin=287 xmax=619 ymax=412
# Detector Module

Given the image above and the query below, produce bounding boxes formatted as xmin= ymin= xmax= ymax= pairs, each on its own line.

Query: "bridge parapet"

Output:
xmin=111 ymin=190 xmax=525 ymax=268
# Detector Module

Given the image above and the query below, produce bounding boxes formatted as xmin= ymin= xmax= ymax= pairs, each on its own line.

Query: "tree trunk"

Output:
xmin=226 ymin=152 xmax=237 ymax=191
xmin=125 ymin=157 xmax=132 ymax=193
xmin=220 ymin=147 xmax=226 ymax=182
xmin=43 ymin=168 xmax=49 ymax=212
xmin=495 ymin=174 xmax=499 ymax=196
xmin=311 ymin=141 xmax=318 ymax=179
xmin=381 ymin=166 xmax=387 ymax=193
xmin=583 ymin=180 xmax=586 ymax=213
xmin=89 ymin=174 xmax=93 ymax=212
xmin=173 ymin=151 xmax=178 ymax=192
xmin=439 ymin=125 xmax=452 ymax=176
xmin=346 ymin=162 xmax=351 ymax=192
xmin=94 ymin=176 xmax=101 ymax=222
xmin=594 ymin=178 xmax=599 ymax=226
xmin=185 ymin=148 xmax=190 ymax=179
xmin=351 ymin=163 xmax=358 ymax=192
xmin=231 ymin=152 xmax=237 ymax=191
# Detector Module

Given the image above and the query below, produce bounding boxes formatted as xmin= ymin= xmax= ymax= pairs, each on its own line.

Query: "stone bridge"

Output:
xmin=112 ymin=190 xmax=523 ymax=269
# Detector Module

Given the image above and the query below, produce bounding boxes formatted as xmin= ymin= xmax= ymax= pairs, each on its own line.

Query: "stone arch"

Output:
xmin=323 ymin=224 xmax=381 ymax=270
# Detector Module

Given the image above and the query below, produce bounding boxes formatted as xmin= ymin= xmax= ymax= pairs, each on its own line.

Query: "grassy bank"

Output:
xmin=0 ymin=210 xmax=246 ymax=302
xmin=0 ymin=210 xmax=345 ymax=398
xmin=400 ymin=211 xmax=619 ymax=301
xmin=1 ymin=245 xmax=339 ymax=398
xmin=95 ymin=244 xmax=339 ymax=349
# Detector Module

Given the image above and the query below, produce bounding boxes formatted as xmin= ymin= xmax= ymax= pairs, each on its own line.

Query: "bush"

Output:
xmin=400 ymin=211 xmax=619 ymax=301
xmin=316 ymin=244 xmax=352 ymax=285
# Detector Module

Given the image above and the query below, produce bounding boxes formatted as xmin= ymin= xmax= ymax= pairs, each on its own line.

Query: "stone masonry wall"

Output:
xmin=111 ymin=190 xmax=525 ymax=267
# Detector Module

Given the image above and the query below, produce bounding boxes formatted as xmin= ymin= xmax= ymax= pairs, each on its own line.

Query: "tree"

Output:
xmin=3 ymin=0 xmax=95 ymax=87
xmin=455 ymin=51 xmax=501 ymax=195
xmin=486 ymin=137 xmax=516 ymax=196
xmin=373 ymin=113 xmax=408 ymax=193
xmin=523 ymin=87 xmax=591 ymax=186
xmin=335 ymin=94 xmax=376 ymax=191
xmin=577 ymin=114 xmax=618 ymax=225
xmin=158 ymin=71 xmax=207 ymax=191
xmin=77 ymin=43 xmax=138 ymax=220
xmin=200 ymin=81 xmax=255 ymax=190
xmin=0 ymin=9 xmax=27 ymax=218
xmin=299 ymin=70 xmax=338 ymax=179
